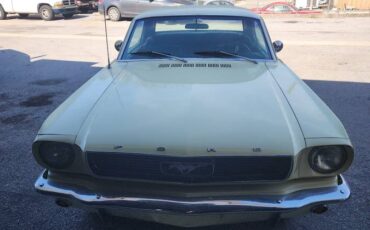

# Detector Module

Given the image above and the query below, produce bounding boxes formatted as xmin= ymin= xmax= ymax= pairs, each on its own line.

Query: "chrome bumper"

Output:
xmin=34 ymin=171 xmax=350 ymax=227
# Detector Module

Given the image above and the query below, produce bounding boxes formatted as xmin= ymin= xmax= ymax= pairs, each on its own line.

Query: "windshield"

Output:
xmin=121 ymin=16 xmax=273 ymax=61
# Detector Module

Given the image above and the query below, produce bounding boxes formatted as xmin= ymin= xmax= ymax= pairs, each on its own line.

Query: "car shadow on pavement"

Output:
xmin=81 ymin=212 xmax=293 ymax=230
xmin=4 ymin=14 xmax=89 ymax=21
xmin=0 ymin=49 xmax=369 ymax=230
xmin=0 ymin=49 xmax=101 ymax=131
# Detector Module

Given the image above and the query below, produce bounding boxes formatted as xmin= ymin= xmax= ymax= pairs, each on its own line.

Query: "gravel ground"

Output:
xmin=0 ymin=13 xmax=369 ymax=230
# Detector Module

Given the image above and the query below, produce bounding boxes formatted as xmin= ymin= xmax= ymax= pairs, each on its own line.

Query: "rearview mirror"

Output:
xmin=115 ymin=40 xmax=123 ymax=51
xmin=273 ymin=40 xmax=283 ymax=53
xmin=185 ymin=23 xmax=209 ymax=30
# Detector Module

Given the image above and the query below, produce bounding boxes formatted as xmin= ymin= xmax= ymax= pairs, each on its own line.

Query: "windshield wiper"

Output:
xmin=194 ymin=51 xmax=258 ymax=64
xmin=130 ymin=50 xmax=187 ymax=63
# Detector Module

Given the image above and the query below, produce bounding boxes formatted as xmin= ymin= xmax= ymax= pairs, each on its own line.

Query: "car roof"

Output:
xmin=264 ymin=2 xmax=294 ymax=7
xmin=134 ymin=6 xmax=261 ymax=20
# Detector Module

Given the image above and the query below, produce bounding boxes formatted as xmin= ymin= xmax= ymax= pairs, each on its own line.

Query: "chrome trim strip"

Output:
xmin=35 ymin=171 xmax=350 ymax=214
xmin=260 ymin=18 xmax=278 ymax=61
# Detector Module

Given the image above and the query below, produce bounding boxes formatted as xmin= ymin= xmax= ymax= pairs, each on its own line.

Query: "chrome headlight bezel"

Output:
xmin=308 ymin=145 xmax=349 ymax=174
xmin=36 ymin=141 xmax=75 ymax=170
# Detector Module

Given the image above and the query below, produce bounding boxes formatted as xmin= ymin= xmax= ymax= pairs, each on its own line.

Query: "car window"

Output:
xmin=121 ymin=16 xmax=273 ymax=60
xmin=266 ymin=5 xmax=275 ymax=11
xmin=127 ymin=20 xmax=144 ymax=50
xmin=206 ymin=1 xmax=233 ymax=6
xmin=274 ymin=5 xmax=292 ymax=12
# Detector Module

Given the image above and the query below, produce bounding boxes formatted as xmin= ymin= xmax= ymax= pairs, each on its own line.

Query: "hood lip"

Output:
xmin=265 ymin=63 xmax=307 ymax=148
xmin=305 ymin=137 xmax=351 ymax=140
xmin=73 ymin=66 xmax=126 ymax=142
xmin=36 ymin=65 xmax=126 ymax=140
xmin=265 ymin=61 xmax=350 ymax=142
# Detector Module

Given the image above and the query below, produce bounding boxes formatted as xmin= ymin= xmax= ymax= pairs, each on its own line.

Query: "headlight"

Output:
xmin=38 ymin=142 xmax=75 ymax=169
xmin=309 ymin=146 xmax=348 ymax=174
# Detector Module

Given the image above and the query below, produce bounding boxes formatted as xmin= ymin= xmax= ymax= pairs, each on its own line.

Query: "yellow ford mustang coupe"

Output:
xmin=32 ymin=6 xmax=353 ymax=227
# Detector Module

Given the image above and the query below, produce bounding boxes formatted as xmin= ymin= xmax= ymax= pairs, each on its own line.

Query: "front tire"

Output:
xmin=63 ymin=13 xmax=74 ymax=19
xmin=108 ymin=7 xmax=121 ymax=21
xmin=0 ymin=5 xmax=7 ymax=20
xmin=18 ymin=13 xmax=29 ymax=18
xmin=39 ymin=5 xmax=55 ymax=21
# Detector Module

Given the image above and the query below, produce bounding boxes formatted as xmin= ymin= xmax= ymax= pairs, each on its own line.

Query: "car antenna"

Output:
xmin=102 ymin=4 xmax=111 ymax=69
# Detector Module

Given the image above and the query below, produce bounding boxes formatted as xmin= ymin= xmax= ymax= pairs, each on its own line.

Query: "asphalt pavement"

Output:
xmin=0 ymin=13 xmax=369 ymax=230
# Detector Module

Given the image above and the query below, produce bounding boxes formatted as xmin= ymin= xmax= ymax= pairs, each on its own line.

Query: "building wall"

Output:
xmin=335 ymin=0 xmax=370 ymax=9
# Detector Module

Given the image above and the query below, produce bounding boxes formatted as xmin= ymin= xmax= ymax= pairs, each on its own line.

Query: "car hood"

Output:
xmin=75 ymin=61 xmax=305 ymax=156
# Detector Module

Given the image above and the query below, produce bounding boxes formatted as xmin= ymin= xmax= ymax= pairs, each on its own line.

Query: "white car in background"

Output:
xmin=0 ymin=0 xmax=77 ymax=20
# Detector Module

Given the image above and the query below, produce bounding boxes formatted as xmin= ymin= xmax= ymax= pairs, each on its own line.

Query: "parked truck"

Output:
xmin=76 ymin=0 xmax=98 ymax=13
xmin=0 ymin=0 xmax=77 ymax=20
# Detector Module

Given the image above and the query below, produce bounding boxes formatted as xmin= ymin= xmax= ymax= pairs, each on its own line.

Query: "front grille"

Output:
xmin=63 ymin=0 xmax=76 ymax=5
xmin=87 ymin=152 xmax=293 ymax=183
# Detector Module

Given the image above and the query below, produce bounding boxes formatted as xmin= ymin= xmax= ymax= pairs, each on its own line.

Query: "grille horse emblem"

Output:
xmin=161 ymin=162 xmax=214 ymax=177
xmin=169 ymin=163 xmax=203 ymax=175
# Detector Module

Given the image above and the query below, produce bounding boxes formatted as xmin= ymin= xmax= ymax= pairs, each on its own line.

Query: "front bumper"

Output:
xmin=34 ymin=171 xmax=350 ymax=227
xmin=52 ymin=6 xmax=77 ymax=14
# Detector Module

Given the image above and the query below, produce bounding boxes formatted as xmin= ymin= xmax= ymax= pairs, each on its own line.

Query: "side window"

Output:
xmin=127 ymin=21 xmax=144 ymax=52
xmin=284 ymin=6 xmax=292 ymax=12
xmin=274 ymin=5 xmax=282 ymax=12
xmin=266 ymin=6 xmax=274 ymax=11
xmin=274 ymin=5 xmax=292 ymax=12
